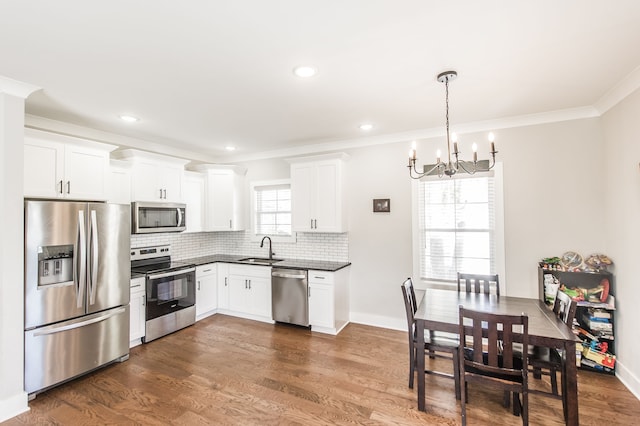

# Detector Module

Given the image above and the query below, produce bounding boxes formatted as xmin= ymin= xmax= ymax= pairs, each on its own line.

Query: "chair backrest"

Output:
xmin=401 ymin=278 xmax=417 ymax=334
xmin=457 ymin=273 xmax=500 ymax=296
xmin=553 ymin=290 xmax=578 ymax=326
xmin=459 ymin=306 xmax=529 ymax=379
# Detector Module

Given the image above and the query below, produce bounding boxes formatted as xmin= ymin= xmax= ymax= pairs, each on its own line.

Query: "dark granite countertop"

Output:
xmin=178 ymin=254 xmax=351 ymax=272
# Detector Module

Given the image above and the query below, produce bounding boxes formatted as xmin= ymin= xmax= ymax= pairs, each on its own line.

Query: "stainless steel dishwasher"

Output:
xmin=271 ymin=268 xmax=309 ymax=327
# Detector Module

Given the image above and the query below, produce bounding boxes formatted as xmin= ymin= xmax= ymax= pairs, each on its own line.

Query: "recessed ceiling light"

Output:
xmin=225 ymin=146 xmax=236 ymax=151
xmin=293 ymin=66 xmax=318 ymax=78
xmin=119 ymin=115 xmax=139 ymax=123
xmin=359 ymin=123 xmax=373 ymax=131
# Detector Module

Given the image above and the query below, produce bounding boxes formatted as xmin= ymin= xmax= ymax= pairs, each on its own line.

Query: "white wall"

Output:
xmin=341 ymin=118 xmax=606 ymax=329
xmin=0 ymin=90 xmax=34 ymax=421
xmin=602 ymin=88 xmax=640 ymax=398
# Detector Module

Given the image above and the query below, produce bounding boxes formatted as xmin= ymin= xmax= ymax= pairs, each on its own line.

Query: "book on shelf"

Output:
xmin=588 ymin=308 xmax=611 ymax=319
xmin=581 ymin=313 xmax=612 ymax=331
xmin=577 ymin=295 xmax=615 ymax=309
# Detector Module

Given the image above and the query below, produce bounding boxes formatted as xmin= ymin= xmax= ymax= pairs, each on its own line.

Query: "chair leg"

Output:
xmin=521 ymin=391 xmax=529 ymax=426
xmin=512 ymin=392 xmax=520 ymax=416
xmin=550 ymin=367 xmax=558 ymax=395
xmin=533 ymin=366 xmax=542 ymax=380
xmin=408 ymin=345 xmax=415 ymax=389
xmin=453 ymin=350 xmax=461 ymax=400
xmin=503 ymin=391 xmax=511 ymax=408
xmin=460 ymin=378 xmax=467 ymax=426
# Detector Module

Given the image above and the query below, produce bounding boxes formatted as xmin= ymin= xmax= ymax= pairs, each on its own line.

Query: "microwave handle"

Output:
xmin=177 ymin=208 xmax=183 ymax=227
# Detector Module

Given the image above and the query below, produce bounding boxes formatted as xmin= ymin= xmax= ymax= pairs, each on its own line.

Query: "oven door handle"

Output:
xmin=147 ymin=267 xmax=195 ymax=280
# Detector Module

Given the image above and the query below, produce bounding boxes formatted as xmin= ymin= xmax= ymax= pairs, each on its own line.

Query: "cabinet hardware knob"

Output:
xmin=66 ymin=181 xmax=70 ymax=194
xmin=58 ymin=180 xmax=63 ymax=194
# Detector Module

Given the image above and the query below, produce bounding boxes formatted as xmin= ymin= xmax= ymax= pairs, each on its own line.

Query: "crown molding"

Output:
xmin=0 ymin=76 xmax=40 ymax=99
xmin=24 ymin=114 xmax=219 ymax=163
xmin=594 ymin=65 xmax=640 ymax=114
xmin=226 ymin=106 xmax=601 ymax=163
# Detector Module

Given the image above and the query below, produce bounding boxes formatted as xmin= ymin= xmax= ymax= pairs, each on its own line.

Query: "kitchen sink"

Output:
xmin=238 ymin=257 xmax=283 ymax=265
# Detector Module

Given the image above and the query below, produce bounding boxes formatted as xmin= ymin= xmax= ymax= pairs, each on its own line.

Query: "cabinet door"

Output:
xmin=247 ymin=277 xmax=272 ymax=319
xmin=107 ymin=164 xmax=132 ymax=204
xmin=228 ymin=275 xmax=249 ymax=313
xmin=129 ymin=288 xmax=146 ymax=345
xmin=291 ymin=163 xmax=314 ymax=231
xmin=64 ymin=145 xmax=109 ymax=201
xmin=196 ymin=265 xmax=218 ymax=318
xmin=309 ymin=282 xmax=334 ymax=328
xmin=132 ymin=161 xmax=162 ymax=201
xmin=314 ymin=161 xmax=342 ymax=232
xmin=184 ymin=173 xmax=205 ymax=232
xmin=208 ymin=172 xmax=235 ymax=230
xmin=24 ymin=138 xmax=64 ymax=198
xmin=217 ymin=264 xmax=230 ymax=309
xmin=161 ymin=164 xmax=184 ymax=202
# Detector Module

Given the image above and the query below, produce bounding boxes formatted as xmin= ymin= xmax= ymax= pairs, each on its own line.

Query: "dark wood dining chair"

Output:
xmin=401 ymin=278 xmax=460 ymax=399
xmin=527 ymin=290 xmax=577 ymax=419
xmin=457 ymin=273 xmax=500 ymax=296
xmin=458 ymin=306 xmax=529 ymax=426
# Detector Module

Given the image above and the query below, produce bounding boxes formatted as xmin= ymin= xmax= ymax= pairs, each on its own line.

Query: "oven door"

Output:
xmin=146 ymin=267 xmax=195 ymax=321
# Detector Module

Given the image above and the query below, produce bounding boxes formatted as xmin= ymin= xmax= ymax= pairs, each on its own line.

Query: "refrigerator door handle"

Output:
xmin=88 ymin=210 xmax=99 ymax=305
xmin=32 ymin=307 xmax=127 ymax=337
xmin=76 ymin=210 xmax=86 ymax=309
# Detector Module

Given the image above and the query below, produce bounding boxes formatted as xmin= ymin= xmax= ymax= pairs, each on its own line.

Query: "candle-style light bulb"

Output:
xmin=451 ymin=133 xmax=458 ymax=142
xmin=472 ymin=143 xmax=478 ymax=162
xmin=488 ymin=132 xmax=495 ymax=142
xmin=411 ymin=141 xmax=417 ymax=159
xmin=408 ymin=149 xmax=414 ymax=159
xmin=436 ymin=149 xmax=441 ymax=163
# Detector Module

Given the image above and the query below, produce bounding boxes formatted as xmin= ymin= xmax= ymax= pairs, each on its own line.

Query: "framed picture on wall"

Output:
xmin=373 ymin=198 xmax=390 ymax=213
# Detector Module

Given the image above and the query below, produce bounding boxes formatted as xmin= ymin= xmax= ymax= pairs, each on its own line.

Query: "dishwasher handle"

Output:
xmin=272 ymin=271 xmax=307 ymax=279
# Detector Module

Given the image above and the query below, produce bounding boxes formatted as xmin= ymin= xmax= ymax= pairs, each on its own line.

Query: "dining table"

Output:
xmin=414 ymin=288 xmax=581 ymax=426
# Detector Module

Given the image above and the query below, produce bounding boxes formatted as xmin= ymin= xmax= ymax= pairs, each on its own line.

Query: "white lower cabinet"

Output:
xmin=196 ymin=264 xmax=218 ymax=320
xmin=308 ymin=267 xmax=350 ymax=335
xmin=217 ymin=263 xmax=229 ymax=310
xmin=226 ymin=264 xmax=272 ymax=322
xmin=129 ymin=277 xmax=146 ymax=347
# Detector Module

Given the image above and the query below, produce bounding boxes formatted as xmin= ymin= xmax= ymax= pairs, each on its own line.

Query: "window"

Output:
xmin=251 ymin=180 xmax=294 ymax=241
xmin=414 ymin=170 xmax=503 ymax=284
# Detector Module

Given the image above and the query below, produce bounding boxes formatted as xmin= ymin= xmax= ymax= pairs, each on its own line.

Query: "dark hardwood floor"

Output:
xmin=5 ymin=314 xmax=640 ymax=425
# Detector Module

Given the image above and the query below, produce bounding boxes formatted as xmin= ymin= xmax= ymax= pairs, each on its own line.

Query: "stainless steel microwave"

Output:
xmin=131 ymin=202 xmax=186 ymax=234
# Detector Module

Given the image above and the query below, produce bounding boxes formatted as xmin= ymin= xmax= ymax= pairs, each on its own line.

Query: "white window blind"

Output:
xmin=254 ymin=184 xmax=292 ymax=236
xmin=417 ymin=175 xmax=496 ymax=282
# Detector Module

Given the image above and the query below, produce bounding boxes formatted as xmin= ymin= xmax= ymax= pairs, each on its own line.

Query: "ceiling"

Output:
xmin=2 ymin=1 xmax=640 ymax=162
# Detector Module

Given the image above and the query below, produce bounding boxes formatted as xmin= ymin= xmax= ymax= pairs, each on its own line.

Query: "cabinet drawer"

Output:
xmin=196 ymin=264 xmax=217 ymax=277
xmin=309 ymin=270 xmax=334 ymax=284
xmin=229 ymin=264 xmax=271 ymax=279
xmin=130 ymin=277 xmax=145 ymax=289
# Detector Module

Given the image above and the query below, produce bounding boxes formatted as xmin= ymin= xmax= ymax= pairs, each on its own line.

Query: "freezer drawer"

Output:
xmin=25 ymin=305 xmax=130 ymax=396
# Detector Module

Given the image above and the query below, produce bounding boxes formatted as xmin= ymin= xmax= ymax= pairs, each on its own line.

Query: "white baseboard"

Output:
xmin=616 ymin=360 xmax=640 ymax=401
xmin=349 ymin=311 xmax=406 ymax=332
xmin=0 ymin=392 xmax=29 ymax=423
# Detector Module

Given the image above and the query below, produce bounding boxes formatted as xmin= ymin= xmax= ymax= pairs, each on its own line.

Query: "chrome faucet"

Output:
xmin=260 ymin=236 xmax=274 ymax=259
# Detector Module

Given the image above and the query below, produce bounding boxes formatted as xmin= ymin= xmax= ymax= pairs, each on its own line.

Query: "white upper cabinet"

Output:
xmin=107 ymin=159 xmax=132 ymax=204
xmin=192 ymin=164 xmax=246 ymax=232
xmin=24 ymin=128 xmax=116 ymax=201
xmin=288 ymin=153 xmax=348 ymax=233
xmin=112 ymin=149 xmax=189 ymax=203
xmin=183 ymin=171 xmax=206 ymax=233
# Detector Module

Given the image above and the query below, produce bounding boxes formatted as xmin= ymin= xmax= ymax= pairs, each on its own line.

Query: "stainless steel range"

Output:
xmin=131 ymin=245 xmax=196 ymax=343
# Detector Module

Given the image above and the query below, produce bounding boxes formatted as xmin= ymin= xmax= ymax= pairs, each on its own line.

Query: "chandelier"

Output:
xmin=408 ymin=70 xmax=498 ymax=179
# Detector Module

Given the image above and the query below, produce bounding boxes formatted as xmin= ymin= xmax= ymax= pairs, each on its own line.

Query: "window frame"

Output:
xmin=249 ymin=179 xmax=296 ymax=243
xmin=411 ymin=162 xmax=505 ymax=293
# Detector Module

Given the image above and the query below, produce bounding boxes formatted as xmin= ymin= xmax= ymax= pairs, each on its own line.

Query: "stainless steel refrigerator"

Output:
xmin=24 ymin=200 xmax=131 ymax=397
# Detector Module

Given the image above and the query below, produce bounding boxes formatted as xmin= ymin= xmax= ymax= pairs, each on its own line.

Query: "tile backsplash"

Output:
xmin=130 ymin=231 xmax=349 ymax=262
